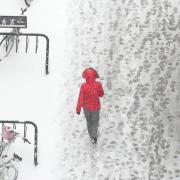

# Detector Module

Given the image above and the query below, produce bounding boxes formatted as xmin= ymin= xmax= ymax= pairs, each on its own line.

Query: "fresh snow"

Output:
xmin=1 ymin=0 xmax=180 ymax=180
xmin=0 ymin=0 xmax=69 ymax=179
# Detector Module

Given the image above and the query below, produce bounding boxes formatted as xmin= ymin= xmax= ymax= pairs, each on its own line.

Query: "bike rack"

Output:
xmin=0 ymin=120 xmax=38 ymax=166
xmin=0 ymin=32 xmax=50 ymax=75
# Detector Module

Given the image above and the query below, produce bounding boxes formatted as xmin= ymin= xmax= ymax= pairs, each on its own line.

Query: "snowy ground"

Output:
xmin=0 ymin=0 xmax=180 ymax=180
xmin=0 ymin=0 xmax=68 ymax=179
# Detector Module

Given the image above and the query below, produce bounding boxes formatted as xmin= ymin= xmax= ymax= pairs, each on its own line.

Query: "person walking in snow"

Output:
xmin=76 ymin=67 xmax=104 ymax=144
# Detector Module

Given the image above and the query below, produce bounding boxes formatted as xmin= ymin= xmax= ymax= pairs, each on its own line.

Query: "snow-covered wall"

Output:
xmin=62 ymin=0 xmax=180 ymax=179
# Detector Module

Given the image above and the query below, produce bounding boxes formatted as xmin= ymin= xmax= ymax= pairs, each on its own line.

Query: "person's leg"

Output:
xmin=83 ymin=108 xmax=92 ymax=138
xmin=91 ymin=110 xmax=100 ymax=139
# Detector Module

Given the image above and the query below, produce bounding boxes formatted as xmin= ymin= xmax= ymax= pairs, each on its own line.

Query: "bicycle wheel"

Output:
xmin=5 ymin=165 xmax=18 ymax=180
xmin=0 ymin=168 xmax=6 ymax=180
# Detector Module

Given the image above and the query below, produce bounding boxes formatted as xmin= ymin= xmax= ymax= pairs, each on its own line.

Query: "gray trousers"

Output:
xmin=83 ymin=108 xmax=100 ymax=138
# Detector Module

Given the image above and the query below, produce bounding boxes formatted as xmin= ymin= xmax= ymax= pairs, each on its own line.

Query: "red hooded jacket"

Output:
xmin=76 ymin=68 xmax=104 ymax=112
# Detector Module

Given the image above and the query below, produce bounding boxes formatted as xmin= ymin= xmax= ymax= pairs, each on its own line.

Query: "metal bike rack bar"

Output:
xmin=0 ymin=32 xmax=50 ymax=75
xmin=0 ymin=120 xmax=38 ymax=166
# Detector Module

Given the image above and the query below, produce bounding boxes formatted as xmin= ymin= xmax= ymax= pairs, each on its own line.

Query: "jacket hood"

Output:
xmin=82 ymin=68 xmax=99 ymax=83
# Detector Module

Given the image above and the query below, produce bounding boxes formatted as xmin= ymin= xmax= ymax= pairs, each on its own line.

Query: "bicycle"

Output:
xmin=0 ymin=152 xmax=22 ymax=180
xmin=0 ymin=125 xmax=31 ymax=180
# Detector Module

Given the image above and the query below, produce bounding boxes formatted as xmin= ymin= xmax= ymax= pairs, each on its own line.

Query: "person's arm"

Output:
xmin=99 ymin=82 xmax=104 ymax=97
xmin=76 ymin=85 xmax=84 ymax=114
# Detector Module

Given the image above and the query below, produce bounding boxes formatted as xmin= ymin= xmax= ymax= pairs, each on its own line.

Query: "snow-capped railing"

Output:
xmin=0 ymin=120 xmax=38 ymax=165
xmin=0 ymin=32 xmax=50 ymax=75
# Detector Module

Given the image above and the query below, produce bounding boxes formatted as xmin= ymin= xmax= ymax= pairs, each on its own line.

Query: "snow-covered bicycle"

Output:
xmin=0 ymin=125 xmax=31 ymax=180
xmin=0 ymin=152 xmax=21 ymax=180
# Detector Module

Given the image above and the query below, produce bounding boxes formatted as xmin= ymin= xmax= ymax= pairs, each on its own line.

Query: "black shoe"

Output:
xmin=90 ymin=136 xmax=93 ymax=142
xmin=91 ymin=137 xmax=97 ymax=144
